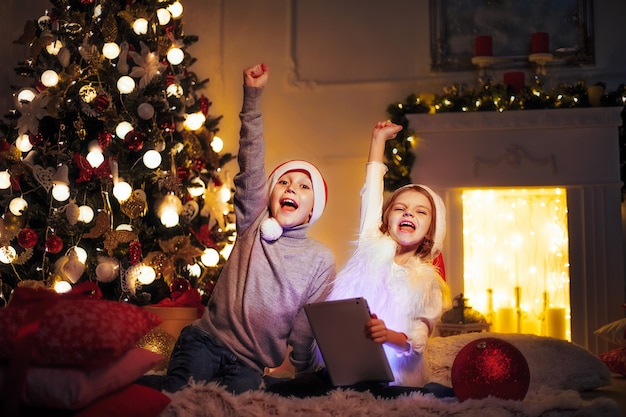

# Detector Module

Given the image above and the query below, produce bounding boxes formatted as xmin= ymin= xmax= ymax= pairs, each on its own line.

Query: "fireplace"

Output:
xmin=407 ymin=107 xmax=624 ymax=355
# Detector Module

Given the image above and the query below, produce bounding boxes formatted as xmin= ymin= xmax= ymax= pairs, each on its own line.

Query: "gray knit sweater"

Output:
xmin=195 ymin=85 xmax=335 ymax=374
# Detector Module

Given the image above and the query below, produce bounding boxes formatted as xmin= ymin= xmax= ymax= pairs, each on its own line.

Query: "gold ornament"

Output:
xmin=136 ymin=327 xmax=176 ymax=372
xmin=4 ymin=145 xmax=22 ymax=162
xmin=103 ymin=230 xmax=138 ymax=256
xmin=79 ymin=84 xmax=98 ymax=103
xmin=120 ymin=192 xmax=148 ymax=219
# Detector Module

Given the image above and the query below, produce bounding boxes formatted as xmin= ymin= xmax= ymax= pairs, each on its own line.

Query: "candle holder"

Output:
xmin=471 ymin=56 xmax=496 ymax=87
xmin=528 ymin=53 xmax=553 ymax=88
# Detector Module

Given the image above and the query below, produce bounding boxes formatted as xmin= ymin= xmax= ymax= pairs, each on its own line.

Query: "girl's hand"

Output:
xmin=372 ymin=121 xmax=402 ymax=142
xmin=243 ymin=63 xmax=269 ymax=87
xmin=365 ymin=313 xmax=389 ymax=344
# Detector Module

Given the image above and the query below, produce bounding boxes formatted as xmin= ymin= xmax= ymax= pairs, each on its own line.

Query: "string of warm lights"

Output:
xmin=384 ymin=81 xmax=626 ymax=193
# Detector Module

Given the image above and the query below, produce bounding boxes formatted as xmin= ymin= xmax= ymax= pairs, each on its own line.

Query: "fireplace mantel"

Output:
xmin=407 ymin=107 xmax=624 ymax=354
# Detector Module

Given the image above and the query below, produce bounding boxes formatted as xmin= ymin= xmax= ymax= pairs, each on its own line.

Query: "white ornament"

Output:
xmin=137 ymin=102 xmax=155 ymax=120
xmin=32 ymin=165 xmax=55 ymax=191
xmin=260 ymin=217 xmax=283 ymax=242
xmin=95 ymin=257 xmax=119 ymax=283
xmin=66 ymin=202 xmax=80 ymax=225
xmin=181 ymin=200 xmax=199 ymax=223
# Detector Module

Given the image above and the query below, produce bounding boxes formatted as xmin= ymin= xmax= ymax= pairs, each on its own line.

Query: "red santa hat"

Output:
xmin=267 ymin=160 xmax=328 ymax=226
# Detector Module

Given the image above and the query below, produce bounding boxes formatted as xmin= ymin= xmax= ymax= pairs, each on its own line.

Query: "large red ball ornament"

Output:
xmin=124 ymin=130 xmax=145 ymax=152
xmin=170 ymin=277 xmax=191 ymax=294
xmin=451 ymin=337 xmax=530 ymax=401
xmin=45 ymin=235 xmax=64 ymax=254
xmin=17 ymin=227 xmax=38 ymax=249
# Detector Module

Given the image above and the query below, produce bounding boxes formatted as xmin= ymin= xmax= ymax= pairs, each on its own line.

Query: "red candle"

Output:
xmin=475 ymin=35 xmax=493 ymax=57
xmin=503 ymin=71 xmax=525 ymax=92
xmin=531 ymin=32 xmax=549 ymax=54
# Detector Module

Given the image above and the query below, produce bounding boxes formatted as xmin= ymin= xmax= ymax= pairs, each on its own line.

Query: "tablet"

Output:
xmin=304 ymin=297 xmax=394 ymax=386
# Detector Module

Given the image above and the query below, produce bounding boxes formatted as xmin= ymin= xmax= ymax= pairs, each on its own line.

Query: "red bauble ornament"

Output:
xmin=17 ymin=227 xmax=38 ymax=249
xmin=451 ymin=337 xmax=530 ymax=402
xmin=124 ymin=130 xmax=145 ymax=152
xmin=129 ymin=240 xmax=142 ymax=265
xmin=170 ymin=277 xmax=191 ymax=294
xmin=98 ymin=131 xmax=112 ymax=150
xmin=92 ymin=94 xmax=110 ymax=112
xmin=45 ymin=235 xmax=63 ymax=254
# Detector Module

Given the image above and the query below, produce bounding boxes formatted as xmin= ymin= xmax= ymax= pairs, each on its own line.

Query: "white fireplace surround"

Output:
xmin=407 ymin=107 xmax=624 ymax=355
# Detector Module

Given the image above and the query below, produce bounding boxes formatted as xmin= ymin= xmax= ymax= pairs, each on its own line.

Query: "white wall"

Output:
xmin=1 ymin=0 xmax=625 ymax=271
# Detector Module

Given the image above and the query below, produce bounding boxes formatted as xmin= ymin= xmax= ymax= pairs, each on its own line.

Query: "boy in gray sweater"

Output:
xmin=140 ymin=62 xmax=335 ymax=394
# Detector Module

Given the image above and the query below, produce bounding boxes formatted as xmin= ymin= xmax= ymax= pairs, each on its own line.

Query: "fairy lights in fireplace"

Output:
xmin=462 ymin=187 xmax=570 ymax=340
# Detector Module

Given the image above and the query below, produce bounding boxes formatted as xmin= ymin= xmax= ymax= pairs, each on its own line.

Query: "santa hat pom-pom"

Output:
xmin=260 ymin=217 xmax=283 ymax=242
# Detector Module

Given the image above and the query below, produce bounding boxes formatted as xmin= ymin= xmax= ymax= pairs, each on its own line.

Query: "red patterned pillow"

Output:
xmin=0 ymin=287 xmax=161 ymax=367
xmin=74 ymin=384 xmax=171 ymax=417
xmin=599 ymin=347 xmax=626 ymax=376
xmin=0 ymin=348 xmax=164 ymax=410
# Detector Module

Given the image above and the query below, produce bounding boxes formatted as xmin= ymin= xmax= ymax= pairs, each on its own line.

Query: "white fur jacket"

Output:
xmin=329 ymin=233 xmax=451 ymax=387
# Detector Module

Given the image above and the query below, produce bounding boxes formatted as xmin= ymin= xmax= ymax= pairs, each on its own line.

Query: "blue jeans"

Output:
xmin=137 ymin=325 xmax=262 ymax=394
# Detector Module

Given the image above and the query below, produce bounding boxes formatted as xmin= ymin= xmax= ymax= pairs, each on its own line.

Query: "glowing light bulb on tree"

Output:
xmin=166 ymin=83 xmax=183 ymax=97
xmin=102 ymin=42 xmax=120 ymax=59
xmin=116 ymin=121 xmax=133 ymax=139
xmin=113 ymin=180 xmax=132 ymax=202
xmin=9 ymin=197 xmax=28 ymax=216
xmin=142 ymin=150 xmax=162 ymax=169
xmin=52 ymin=165 xmax=70 ymax=202
xmin=201 ymin=248 xmax=220 ymax=267
xmin=156 ymin=9 xmax=171 ymax=25
xmin=86 ymin=149 xmax=104 ymax=168
xmin=54 ymin=280 xmax=72 ymax=293
xmin=73 ymin=246 xmax=88 ymax=264
xmin=187 ymin=177 xmax=205 ymax=197
xmin=184 ymin=112 xmax=205 ymax=131
xmin=167 ymin=47 xmax=184 ymax=65
xmin=132 ymin=18 xmax=149 ymax=35
xmin=0 ymin=171 xmax=11 ymax=189
xmin=211 ymin=136 xmax=224 ymax=153
xmin=135 ymin=264 xmax=156 ymax=285
xmin=15 ymin=134 xmax=33 ymax=152
xmin=0 ymin=246 xmax=17 ymax=264
xmin=117 ymin=76 xmax=135 ymax=94
xmin=78 ymin=205 xmax=94 ymax=223
xmin=16 ymin=88 xmax=37 ymax=105
xmin=46 ymin=39 xmax=63 ymax=55
xmin=158 ymin=194 xmax=182 ymax=228
xmin=219 ymin=186 xmax=232 ymax=203
xmin=167 ymin=1 xmax=184 ymax=18
xmin=41 ymin=70 xmax=59 ymax=87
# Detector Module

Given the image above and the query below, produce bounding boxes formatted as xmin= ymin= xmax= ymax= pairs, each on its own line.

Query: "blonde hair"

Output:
xmin=379 ymin=185 xmax=437 ymax=260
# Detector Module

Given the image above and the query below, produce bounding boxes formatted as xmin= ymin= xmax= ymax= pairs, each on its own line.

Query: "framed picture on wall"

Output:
xmin=430 ymin=0 xmax=594 ymax=71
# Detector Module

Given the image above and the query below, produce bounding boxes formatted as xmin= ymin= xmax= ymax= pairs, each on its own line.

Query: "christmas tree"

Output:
xmin=0 ymin=0 xmax=235 ymax=306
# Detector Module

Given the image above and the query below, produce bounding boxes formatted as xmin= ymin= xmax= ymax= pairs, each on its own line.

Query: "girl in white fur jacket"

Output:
xmin=329 ymin=121 xmax=451 ymax=387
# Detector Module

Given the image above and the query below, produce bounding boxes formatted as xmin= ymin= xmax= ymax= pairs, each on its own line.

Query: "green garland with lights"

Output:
xmin=384 ymin=80 xmax=626 ymax=197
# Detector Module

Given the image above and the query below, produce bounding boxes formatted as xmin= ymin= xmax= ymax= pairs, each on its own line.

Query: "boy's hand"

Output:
xmin=372 ymin=121 xmax=403 ymax=142
xmin=243 ymin=63 xmax=269 ymax=87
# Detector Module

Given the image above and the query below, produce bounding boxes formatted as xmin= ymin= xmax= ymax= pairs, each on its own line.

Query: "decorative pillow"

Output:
xmin=594 ymin=318 xmax=626 ymax=347
xmin=0 ymin=288 xmax=161 ymax=367
xmin=74 ymin=384 xmax=171 ymax=417
xmin=0 ymin=347 xmax=163 ymax=410
xmin=599 ymin=347 xmax=626 ymax=376
xmin=424 ymin=332 xmax=611 ymax=391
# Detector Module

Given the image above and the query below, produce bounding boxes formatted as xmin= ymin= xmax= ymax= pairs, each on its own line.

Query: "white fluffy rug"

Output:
xmin=158 ymin=381 xmax=620 ymax=417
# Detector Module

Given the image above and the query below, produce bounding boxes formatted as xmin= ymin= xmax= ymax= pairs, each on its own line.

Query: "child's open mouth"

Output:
xmin=280 ymin=198 xmax=298 ymax=211
xmin=399 ymin=220 xmax=415 ymax=231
